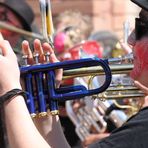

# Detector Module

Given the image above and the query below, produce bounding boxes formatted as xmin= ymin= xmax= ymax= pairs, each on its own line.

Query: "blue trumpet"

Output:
xmin=20 ymin=58 xmax=112 ymax=117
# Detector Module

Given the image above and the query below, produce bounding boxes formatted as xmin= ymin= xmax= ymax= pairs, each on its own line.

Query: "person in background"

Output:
xmin=53 ymin=10 xmax=94 ymax=59
xmin=0 ymin=0 xmax=148 ymax=148
xmin=54 ymin=10 xmax=93 ymax=42
xmin=0 ymin=0 xmax=36 ymax=63
xmin=89 ymin=0 xmax=148 ymax=147
xmin=0 ymin=38 xmax=70 ymax=148
xmin=53 ymin=10 xmax=94 ymax=148
xmin=53 ymin=10 xmax=130 ymax=147
xmin=0 ymin=0 xmax=36 ymax=147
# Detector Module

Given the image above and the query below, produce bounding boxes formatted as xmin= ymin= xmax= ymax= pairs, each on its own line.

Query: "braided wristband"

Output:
xmin=0 ymin=89 xmax=27 ymax=104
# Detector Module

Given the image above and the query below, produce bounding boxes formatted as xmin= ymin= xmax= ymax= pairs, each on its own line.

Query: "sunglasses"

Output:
xmin=135 ymin=17 xmax=148 ymax=40
xmin=0 ymin=7 xmax=19 ymax=27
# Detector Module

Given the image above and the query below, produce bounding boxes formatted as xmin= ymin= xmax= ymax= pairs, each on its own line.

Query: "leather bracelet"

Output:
xmin=0 ymin=89 xmax=27 ymax=104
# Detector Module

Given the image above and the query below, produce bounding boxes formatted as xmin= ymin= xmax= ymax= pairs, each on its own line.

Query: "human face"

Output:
xmin=0 ymin=5 xmax=24 ymax=27
xmin=129 ymin=10 xmax=148 ymax=86
xmin=128 ymin=9 xmax=148 ymax=46
xmin=0 ymin=5 xmax=23 ymax=46
xmin=130 ymin=38 xmax=148 ymax=84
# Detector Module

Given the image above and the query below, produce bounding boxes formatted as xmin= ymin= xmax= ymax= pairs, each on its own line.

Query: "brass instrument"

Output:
xmin=0 ymin=21 xmax=44 ymax=40
xmin=21 ymin=48 xmax=143 ymax=118
xmin=21 ymin=57 xmax=112 ymax=117
xmin=66 ymin=74 xmax=145 ymax=142
xmin=2 ymin=0 xmax=143 ymax=121
xmin=65 ymin=53 xmax=145 ymax=141
xmin=95 ymin=86 xmax=144 ymax=117
xmin=63 ymin=63 xmax=133 ymax=79
xmin=0 ymin=1 xmax=54 ymax=42
xmin=66 ymin=76 xmax=130 ymax=142
xmin=96 ymin=85 xmax=144 ymax=100
xmin=66 ymin=99 xmax=107 ymax=142
xmin=63 ymin=52 xmax=133 ymax=79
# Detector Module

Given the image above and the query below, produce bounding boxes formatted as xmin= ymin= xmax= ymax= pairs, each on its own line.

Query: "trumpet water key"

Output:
xmin=20 ymin=58 xmax=112 ymax=116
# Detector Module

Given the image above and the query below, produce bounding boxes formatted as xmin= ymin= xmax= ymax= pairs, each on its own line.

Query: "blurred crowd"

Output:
xmin=0 ymin=0 xmax=146 ymax=148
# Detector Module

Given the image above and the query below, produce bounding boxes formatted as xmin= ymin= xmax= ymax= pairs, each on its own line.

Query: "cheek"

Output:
xmin=130 ymin=61 xmax=142 ymax=79
xmin=130 ymin=40 xmax=148 ymax=79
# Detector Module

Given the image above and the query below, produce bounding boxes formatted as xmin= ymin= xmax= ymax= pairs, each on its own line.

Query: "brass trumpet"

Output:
xmin=66 ymin=71 xmax=144 ymax=142
xmin=66 ymin=76 xmax=129 ymax=142
xmin=63 ymin=64 xmax=133 ymax=79
xmin=96 ymin=85 xmax=144 ymax=100
xmin=21 ymin=52 xmax=142 ymax=117
xmin=63 ymin=52 xmax=134 ymax=79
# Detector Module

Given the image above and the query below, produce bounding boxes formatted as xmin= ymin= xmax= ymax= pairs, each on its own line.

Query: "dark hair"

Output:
xmin=135 ymin=10 xmax=148 ymax=40
xmin=139 ymin=9 xmax=148 ymax=23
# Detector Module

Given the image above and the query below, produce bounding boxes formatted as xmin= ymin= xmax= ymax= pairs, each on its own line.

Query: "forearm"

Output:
xmin=83 ymin=133 xmax=110 ymax=147
xmin=4 ymin=95 xmax=50 ymax=148
xmin=34 ymin=114 xmax=71 ymax=148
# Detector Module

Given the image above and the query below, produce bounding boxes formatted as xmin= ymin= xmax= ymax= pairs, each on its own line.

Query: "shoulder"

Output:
xmin=88 ymin=107 xmax=148 ymax=148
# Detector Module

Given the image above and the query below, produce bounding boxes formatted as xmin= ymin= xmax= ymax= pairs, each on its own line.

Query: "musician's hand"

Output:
xmin=0 ymin=40 xmax=21 ymax=95
xmin=134 ymin=80 xmax=148 ymax=108
xmin=22 ymin=39 xmax=63 ymax=87
xmin=21 ymin=39 xmax=70 ymax=148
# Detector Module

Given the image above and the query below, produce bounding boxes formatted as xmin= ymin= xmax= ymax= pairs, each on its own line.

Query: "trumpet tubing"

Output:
xmin=63 ymin=64 xmax=133 ymax=79
xmin=21 ymin=58 xmax=112 ymax=117
xmin=20 ymin=41 xmax=135 ymax=117
xmin=95 ymin=86 xmax=144 ymax=100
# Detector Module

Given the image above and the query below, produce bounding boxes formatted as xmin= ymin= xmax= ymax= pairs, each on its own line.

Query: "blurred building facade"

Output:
xmin=27 ymin=0 xmax=140 ymax=39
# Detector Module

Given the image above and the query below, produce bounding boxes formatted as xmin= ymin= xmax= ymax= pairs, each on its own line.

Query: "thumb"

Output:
xmin=0 ymin=40 xmax=15 ymax=58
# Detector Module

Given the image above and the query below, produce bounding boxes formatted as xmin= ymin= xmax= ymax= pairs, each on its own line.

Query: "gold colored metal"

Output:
xmin=63 ymin=63 xmax=145 ymax=101
xmin=63 ymin=64 xmax=134 ymax=79
xmin=31 ymin=113 xmax=37 ymax=118
xmin=51 ymin=110 xmax=59 ymax=115
xmin=96 ymin=86 xmax=144 ymax=100
xmin=38 ymin=112 xmax=48 ymax=117
xmin=113 ymin=100 xmax=143 ymax=117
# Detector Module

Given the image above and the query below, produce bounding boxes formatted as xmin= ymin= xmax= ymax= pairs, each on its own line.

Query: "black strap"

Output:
xmin=0 ymin=89 xmax=27 ymax=105
xmin=0 ymin=89 xmax=26 ymax=147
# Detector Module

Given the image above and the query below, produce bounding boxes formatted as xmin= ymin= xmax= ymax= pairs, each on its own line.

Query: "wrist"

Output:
xmin=0 ymin=84 xmax=22 ymax=96
xmin=0 ymin=89 xmax=26 ymax=105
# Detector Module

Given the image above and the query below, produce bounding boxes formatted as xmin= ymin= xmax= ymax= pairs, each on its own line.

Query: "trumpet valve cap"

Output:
xmin=44 ymin=52 xmax=50 ymax=63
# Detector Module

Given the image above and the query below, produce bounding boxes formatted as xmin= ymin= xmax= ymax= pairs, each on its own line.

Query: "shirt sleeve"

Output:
xmin=88 ymin=107 xmax=148 ymax=148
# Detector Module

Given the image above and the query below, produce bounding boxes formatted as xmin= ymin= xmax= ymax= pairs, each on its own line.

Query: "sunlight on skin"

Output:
xmin=130 ymin=37 xmax=148 ymax=81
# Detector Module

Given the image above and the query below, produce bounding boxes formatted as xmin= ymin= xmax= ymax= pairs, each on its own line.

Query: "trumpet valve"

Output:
xmin=98 ymin=93 xmax=107 ymax=101
xmin=22 ymin=54 xmax=29 ymax=66
xmin=33 ymin=53 xmax=40 ymax=64
xmin=45 ymin=52 xmax=50 ymax=63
